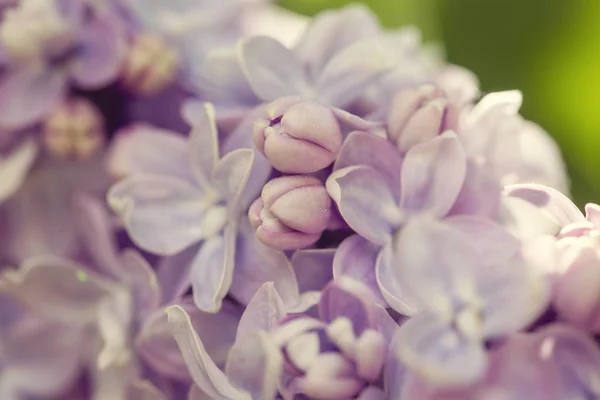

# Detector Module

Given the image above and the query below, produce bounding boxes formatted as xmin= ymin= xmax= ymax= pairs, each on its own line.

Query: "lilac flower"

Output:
xmin=249 ymin=175 xmax=332 ymax=250
xmin=0 ymin=195 xmax=243 ymax=399
xmin=0 ymin=0 xmax=124 ymax=131
xmin=192 ymin=4 xmax=398 ymax=124
xmin=165 ymin=277 xmax=399 ymax=400
xmin=0 ymin=295 xmax=82 ymax=400
xmin=0 ymin=138 xmax=37 ymax=204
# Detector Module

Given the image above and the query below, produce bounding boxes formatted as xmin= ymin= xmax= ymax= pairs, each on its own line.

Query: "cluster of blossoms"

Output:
xmin=0 ymin=0 xmax=598 ymax=399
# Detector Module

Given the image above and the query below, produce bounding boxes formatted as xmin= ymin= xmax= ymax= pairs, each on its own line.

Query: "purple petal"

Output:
xmin=333 ymin=131 xmax=402 ymax=199
xmin=107 ymin=125 xmax=194 ymax=182
xmin=294 ymin=4 xmax=379 ymax=77
xmin=212 ymin=149 xmax=254 ymax=214
xmin=0 ymin=139 xmax=38 ymax=203
xmin=319 ymin=277 xmax=378 ymax=336
xmin=118 ymin=249 xmax=161 ymax=320
xmin=188 ymin=103 xmax=220 ymax=189
xmin=291 ymin=248 xmax=335 ymax=293
xmin=230 ymin=220 xmax=300 ymax=310
xmin=0 ymin=257 xmax=113 ymax=325
xmin=240 ymin=36 xmax=309 ymax=101
xmin=393 ymin=312 xmax=488 ymax=386
xmin=444 ymin=215 xmax=520 ymax=265
xmin=375 ymin=242 xmax=422 ymax=316
xmin=317 ymin=38 xmax=396 ymax=108
xmin=73 ymin=194 xmax=121 ymax=279
xmin=357 ymin=387 xmax=386 ymax=400
xmin=156 ymin=245 xmax=198 ymax=303
xmin=191 ymin=222 xmax=237 ymax=312
xmin=399 ymin=132 xmax=467 ymax=217
xmin=0 ymin=67 xmax=67 ymax=130
xmin=448 ymin=161 xmax=502 ymax=217
xmin=235 ymin=282 xmax=287 ymax=341
xmin=225 ymin=330 xmax=283 ymax=400
xmin=498 ymin=195 xmax=562 ymax=240
xmin=71 ymin=15 xmax=123 ymax=89
xmin=165 ymin=305 xmax=249 ymax=399
xmin=107 ymin=175 xmax=207 ymax=255
xmin=138 ymin=298 xmax=241 ymax=379
xmin=333 ymin=235 xmax=386 ymax=306
xmin=505 ymin=183 xmax=584 ymax=228
xmin=127 ymin=381 xmax=167 ymax=400
xmin=327 ymin=166 xmax=401 ymax=246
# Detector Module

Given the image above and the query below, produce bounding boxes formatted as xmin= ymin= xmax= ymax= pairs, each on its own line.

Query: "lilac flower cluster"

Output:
xmin=0 ymin=1 xmax=595 ymax=399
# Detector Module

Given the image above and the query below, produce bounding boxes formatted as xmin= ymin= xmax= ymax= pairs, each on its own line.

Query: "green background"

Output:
xmin=280 ymin=0 xmax=600 ymax=206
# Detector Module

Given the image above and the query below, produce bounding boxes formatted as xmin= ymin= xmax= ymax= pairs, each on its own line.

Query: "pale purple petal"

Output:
xmin=399 ymin=132 xmax=467 ymax=217
xmin=188 ymin=102 xmax=220 ymax=188
xmin=225 ymin=330 xmax=283 ymax=400
xmin=230 ymin=220 xmax=300 ymax=310
xmin=107 ymin=125 xmax=194 ymax=182
xmin=0 ymin=139 xmax=38 ymax=203
xmin=291 ymin=248 xmax=335 ymax=293
xmin=165 ymin=305 xmax=249 ymax=400
xmin=107 ymin=175 xmax=207 ymax=255
xmin=156 ymin=245 xmax=198 ymax=303
xmin=127 ymin=380 xmax=167 ymax=400
xmin=118 ymin=250 xmax=161 ymax=320
xmin=240 ymin=36 xmax=309 ymax=101
xmin=235 ymin=282 xmax=287 ymax=341
xmin=191 ymin=222 xmax=237 ymax=312
xmin=327 ymin=166 xmax=401 ymax=245
xmin=212 ymin=149 xmax=254 ymax=214
xmin=0 ymin=257 xmax=114 ymax=325
xmin=71 ymin=15 xmax=123 ymax=89
xmin=333 ymin=131 xmax=402 ymax=199
xmin=333 ymin=235 xmax=386 ymax=305
xmin=0 ymin=67 xmax=67 ymax=130
xmin=394 ymin=312 xmax=487 ymax=386
xmin=449 ymin=161 xmax=502 ymax=217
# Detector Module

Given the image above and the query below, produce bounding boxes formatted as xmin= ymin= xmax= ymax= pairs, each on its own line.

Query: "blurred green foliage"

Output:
xmin=280 ymin=0 xmax=600 ymax=206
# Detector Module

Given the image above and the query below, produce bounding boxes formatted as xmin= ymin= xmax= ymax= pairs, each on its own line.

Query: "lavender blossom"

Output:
xmin=0 ymin=0 xmax=124 ymax=131
xmin=166 ymin=277 xmax=399 ymax=400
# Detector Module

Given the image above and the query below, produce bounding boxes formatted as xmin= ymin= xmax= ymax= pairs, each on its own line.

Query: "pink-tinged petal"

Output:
xmin=240 ymin=36 xmax=309 ymax=101
xmin=294 ymin=4 xmax=379 ymax=76
xmin=138 ymin=298 xmax=241 ymax=379
xmin=236 ymin=282 xmax=287 ymax=341
xmin=333 ymin=235 xmax=386 ymax=306
xmin=107 ymin=125 xmax=194 ymax=181
xmin=498 ymin=195 xmax=562 ymax=240
xmin=107 ymin=175 xmax=207 ymax=255
xmin=128 ymin=380 xmax=167 ymax=400
xmin=399 ymin=132 xmax=466 ymax=217
xmin=319 ymin=277 xmax=379 ymax=335
xmin=435 ymin=65 xmax=479 ymax=107
xmin=230 ymin=220 xmax=300 ymax=310
xmin=393 ymin=312 xmax=488 ymax=386
xmin=327 ymin=166 xmax=402 ymax=246
xmin=225 ymin=330 xmax=283 ymax=400
xmin=333 ymin=131 xmax=402 ymax=199
xmin=71 ymin=16 xmax=124 ymax=89
xmin=449 ymin=161 xmax=502 ymax=217
xmin=188 ymin=102 xmax=219 ymax=189
xmin=375 ymin=243 xmax=422 ymax=316
xmin=0 ymin=67 xmax=67 ymax=130
xmin=505 ymin=183 xmax=584 ymax=228
xmin=156 ymin=245 xmax=198 ymax=303
xmin=73 ymin=194 xmax=121 ymax=279
xmin=585 ymin=203 xmax=600 ymax=229
xmin=0 ymin=138 xmax=38 ymax=203
xmin=444 ymin=215 xmax=520 ymax=265
xmin=165 ymin=305 xmax=250 ymax=400
xmin=317 ymin=38 xmax=396 ymax=108
xmin=462 ymin=91 xmax=522 ymax=133
xmin=191 ymin=222 xmax=237 ymax=312
xmin=0 ymin=257 xmax=114 ymax=325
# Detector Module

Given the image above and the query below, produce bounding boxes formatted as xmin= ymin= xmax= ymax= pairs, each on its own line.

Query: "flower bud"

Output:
xmin=253 ymin=97 xmax=342 ymax=174
xmin=249 ymin=175 xmax=331 ymax=250
xmin=387 ymin=84 xmax=458 ymax=153
xmin=43 ymin=97 xmax=105 ymax=161
xmin=553 ymin=245 xmax=600 ymax=332
xmin=121 ymin=34 xmax=179 ymax=96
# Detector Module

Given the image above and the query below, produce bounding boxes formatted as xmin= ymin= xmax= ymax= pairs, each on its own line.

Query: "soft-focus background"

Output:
xmin=281 ymin=0 xmax=600 ymax=206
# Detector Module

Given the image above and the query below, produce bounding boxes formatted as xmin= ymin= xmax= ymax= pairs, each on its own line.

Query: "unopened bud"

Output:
xmin=253 ymin=97 xmax=342 ymax=174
